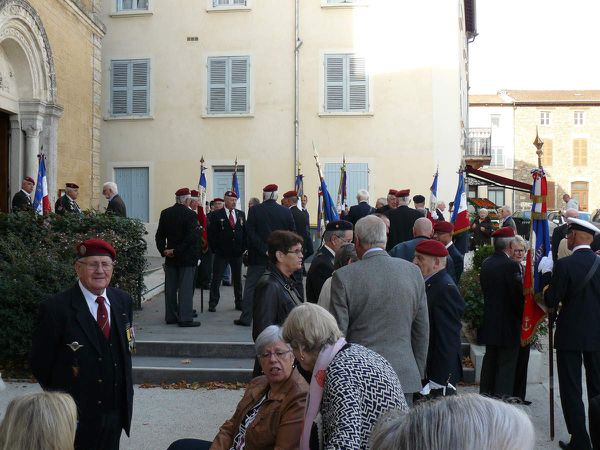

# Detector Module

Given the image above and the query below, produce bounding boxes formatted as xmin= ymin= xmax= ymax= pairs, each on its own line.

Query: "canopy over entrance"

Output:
xmin=465 ymin=165 xmax=532 ymax=193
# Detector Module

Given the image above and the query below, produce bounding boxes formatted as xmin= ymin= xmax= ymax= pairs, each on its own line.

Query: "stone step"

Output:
xmin=135 ymin=340 xmax=255 ymax=359
xmin=132 ymin=355 xmax=254 ymax=384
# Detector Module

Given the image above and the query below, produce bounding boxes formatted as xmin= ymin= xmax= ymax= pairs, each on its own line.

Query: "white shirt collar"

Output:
xmin=573 ymin=244 xmax=591 ymax=252
xmin=445 ymin=241 xmax=453 ymax=249
xmin=21 ymin=189 xmax=30 ymax=198
xmin=78 ymin=280 xmax=111 ymax=323
xmin=364 ymin=247 xmax=385 ymax=256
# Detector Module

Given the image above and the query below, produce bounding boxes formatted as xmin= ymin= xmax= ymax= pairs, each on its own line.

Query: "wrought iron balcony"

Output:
xmin=464 ymin=128 xmax=492 ymax=169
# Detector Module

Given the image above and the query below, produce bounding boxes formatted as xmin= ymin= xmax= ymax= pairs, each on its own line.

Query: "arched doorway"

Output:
xmin=0 ymin=0 xmax=62 ymax=212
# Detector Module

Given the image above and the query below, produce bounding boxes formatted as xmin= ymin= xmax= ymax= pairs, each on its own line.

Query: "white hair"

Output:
xmin=255 ymin=325 xmax=289 ymax=355
xmin=397 ymin=196 xmax=410 ymax=206
xmin=176 ymin=194 xmax=191 ymax=205
xmin=355 ymin=215 xmax=387 ymax=249
xmin=357 ymin=189 xmax=370 ymax=202
xmin=263 ymin=190 xmax=279 ymax=201
xmin=103 ymin=181 xmax=118 ymax=195
xmin=501 ymin=205 xmax=511 ymax=214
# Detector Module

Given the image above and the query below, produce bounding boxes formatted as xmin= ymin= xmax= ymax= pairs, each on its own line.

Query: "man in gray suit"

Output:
xmin=329 ymin=215 xmax=429 ymax=405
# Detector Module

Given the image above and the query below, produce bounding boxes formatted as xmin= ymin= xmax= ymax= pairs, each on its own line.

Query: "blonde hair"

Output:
xmin=0 ymin=392 xmax=77 ymax=450
xmin=282 ymin=303 xmax=342 ymax=354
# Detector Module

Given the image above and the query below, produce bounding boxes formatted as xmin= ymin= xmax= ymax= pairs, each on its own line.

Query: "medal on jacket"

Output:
xmin=125 ymin=322 xmax=136 ymax=354
xmin=219 ymin=218 xmax=225 ymax=230
xmin=67 ymin=341 xmax=83 ymax=377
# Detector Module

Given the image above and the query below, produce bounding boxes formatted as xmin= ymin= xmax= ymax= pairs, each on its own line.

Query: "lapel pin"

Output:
xmin=67 ymin=341 xmax=84 ymax=352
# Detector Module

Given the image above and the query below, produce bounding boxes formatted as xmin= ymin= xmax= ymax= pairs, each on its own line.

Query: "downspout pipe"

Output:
xmin=294 ymin=0 xmax=302 ymax=180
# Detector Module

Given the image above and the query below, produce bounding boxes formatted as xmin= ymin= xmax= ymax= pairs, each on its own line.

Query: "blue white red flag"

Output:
xmin=450 ymin=170 xmax=469 ymax=234
xmin=430 ymin=170 xmax=438 ymax=214
xmin=321 ymin=178 xmax=339 ymax=223
xmin=198 ymin=164 xmax=208 ymax=251
xmin=336 ymin=164 xmax=347 ymax=214
xmin=33 ymin=155 xmax=51 ymax=215
xmin=295 ymin=174 xmax=304 ymax=210
xmin=232 ymin=170 xmax=241 ymax=209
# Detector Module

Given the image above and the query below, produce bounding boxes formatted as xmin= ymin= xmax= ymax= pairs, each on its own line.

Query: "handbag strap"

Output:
xmin=578 ymin=255 xmax=600 ymax=294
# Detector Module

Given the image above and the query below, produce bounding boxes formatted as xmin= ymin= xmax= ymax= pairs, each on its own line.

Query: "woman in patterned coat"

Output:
xmin=282 ymin=303 xmax=408 ymax=450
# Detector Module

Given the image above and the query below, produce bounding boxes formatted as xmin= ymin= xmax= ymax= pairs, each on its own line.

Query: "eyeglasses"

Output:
xmin=284 ymin=249 xmax=304 ymax=256
xmin=258 ymin=350 xmax=292 ymax=360
xmin=513 ymin=249 xmax=525 ymax=253
xmin=78 ymin=261 xmax=115 ymax=271
xmin=334 ymin=235 xmax=353 ymax=244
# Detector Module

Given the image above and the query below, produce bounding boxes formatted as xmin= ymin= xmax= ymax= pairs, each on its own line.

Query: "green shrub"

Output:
xmin=472 ymin=244 xmax=494 ymax=271
xmin=459 ymin=268 xmax=484 ymax=331
xmin=0 ymin=211 xmax=147 ymax=362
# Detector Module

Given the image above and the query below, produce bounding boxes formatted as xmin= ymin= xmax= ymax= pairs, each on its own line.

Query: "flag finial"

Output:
xmin=200 ymin=155 xmax=204 ymax=165
xmin=533 ymin=128 xmax=544 ymax=168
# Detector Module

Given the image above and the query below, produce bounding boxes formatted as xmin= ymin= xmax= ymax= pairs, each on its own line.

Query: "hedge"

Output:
xmin=0 ymin=211 xmax=147 ymax=362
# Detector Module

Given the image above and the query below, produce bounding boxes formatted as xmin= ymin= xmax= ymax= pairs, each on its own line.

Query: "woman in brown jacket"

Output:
xmin=167 ymin=325 xmax=308 ymax=450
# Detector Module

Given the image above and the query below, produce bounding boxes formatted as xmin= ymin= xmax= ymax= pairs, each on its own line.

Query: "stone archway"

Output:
xmin=0 ymin=0 xmax=62 ymax=211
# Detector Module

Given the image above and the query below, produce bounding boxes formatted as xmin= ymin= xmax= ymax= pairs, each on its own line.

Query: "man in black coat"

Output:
xmin=433 ymin=221 xmax=464 ymax=284
xmin=155 ymin=188 xmax=201 ymax=327
xmin=479 ymin=226 xmax=523 ymax=398
xmin=103 ymin=182 xmax=127 ymax=218
xmin=55 ymin=183 xmax=83 ymax=215
xmin=305 ymin=220 xmax=353 ymax=303
xmin=347 ymin=189 xmax=376 ymax=225
xmin=30 ymin=239 xmax=134 ymax=450
xmin=413 ymin=239 xmax=465 ymax=395
xmin=208 ymin=190 xmax=246 ymax=312
xmin=552 ymin=208 xmax=579 ymax=261
xmin=11 ymin=176 xmax=35 ymax=212
xmin=542 ymin=218 xmax=600 ymax=450
xmin=235 ymin=184 xmax=296 ymax=326
xmin=387 ymin=189 xmax=423 ymax=250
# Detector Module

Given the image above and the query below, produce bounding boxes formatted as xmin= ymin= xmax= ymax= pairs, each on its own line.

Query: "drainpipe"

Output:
xmin=294 ymin=0 xmax=302 ymax=179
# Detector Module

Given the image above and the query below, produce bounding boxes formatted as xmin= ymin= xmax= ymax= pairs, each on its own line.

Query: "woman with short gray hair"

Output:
xmin=370 ymin=394 xmax=535 ymax=450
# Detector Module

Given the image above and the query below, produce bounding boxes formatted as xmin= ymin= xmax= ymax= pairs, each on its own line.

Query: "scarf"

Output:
xmin=300 ymin=337 xmax=347 ymax=450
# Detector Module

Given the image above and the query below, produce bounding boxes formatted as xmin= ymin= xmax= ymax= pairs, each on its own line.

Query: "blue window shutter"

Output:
xmin=348 ymin=56 xmax=367 ymax=111
xmin=213 ymin=167 xmax=246 ymax=211
xmin=208 ymin=58 xmax=227 ymax=113
xmin=346 ymin=163 xmax=369 ymax=206
xmin=111 ymin=61 xmax=129 ymax=115
xmin=114 ymin=167 xmax=149 ymax=222
xmin=230 ymin=57 xmax=249 ymax=113
xmin=131 ymin=60 xmax=150 ymax=115
xmin=325 ymin=55 xmax=345 ymax=111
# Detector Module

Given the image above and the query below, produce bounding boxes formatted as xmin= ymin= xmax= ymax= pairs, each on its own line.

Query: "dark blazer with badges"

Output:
xmin=11 ymin=190 xmax=32 ymax=212
xmin=479 ymin=251 xmax=524 ymax=347
xmin=425 ymin=269 xmax=465 ymax=385
xmin=29 ymin=284 xmax=134 ymax=435
xmin=155 ymin=203 xmax=201 ymax=267
xmin=106 ymin=194 xmax=127 ymax=218
xmin=208 ymin=208 xmax=246 ymax=257
xmin=246 ymin=199 xmax=295 ymax=266
xmin=387 ymin=205 xmax=423 ymax=250
xmin=290 ymin=205 xmax=313 ymax=258
xmin=306 ymin=247 xmax=335 ymax=303
xmin=55 ymin=194 xmax=82 ymax=215
xmin=544 ymin=248 xmax=600 ymax=351
xmin=347 ymin=201 xmax=376 ymax=225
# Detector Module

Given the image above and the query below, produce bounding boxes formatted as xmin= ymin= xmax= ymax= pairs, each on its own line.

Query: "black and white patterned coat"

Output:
xmin=318 ymin=344 xmax=408 ymax=450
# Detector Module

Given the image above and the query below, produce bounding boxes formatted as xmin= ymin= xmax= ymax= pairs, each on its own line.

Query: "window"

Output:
xmin=114 ymin=167 xmax=149 ymax=222
xmin=212 ymin=0 xmax=246 ymax=5
xmin=571 ymin=181 xmax=589 ymax=211
xmin=540 ymin=111 xmax=550 ymax=125
xmin=117 ymin=0 xmax=148 ymax=11
xmin=110 ymin=59 xmax=150 ymax=116
xmin=573 ymin=139 xmax=587 ymax=166
xmin=574 ymin=111 xmax=585 ymax=126
xmin=490 ymin=146 xmax=504 ymax=167
xmin=490 ymin=114 xmax=500 ymax=128
xmin=213 ymin=166 xmax=245 ymax=210
xmin=487 ymin=188 xmax=504 ymax=207
xmin=324 ymin=54 xmax=368 ymax=113
xmin=207 ymin=57 xmax=249 ymax=114
xmin=324 ymin=163 xmax=368 ymax=207
xmin=546 ymin=180 xmax=556 ymax=210
xmin=541 ymin=139 xmax=553 ymax=166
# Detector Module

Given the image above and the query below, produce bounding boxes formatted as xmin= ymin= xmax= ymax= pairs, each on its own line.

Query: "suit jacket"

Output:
xmin=347 ymin=201 xmax=375 ymax=225
xmin=544 ymin=248 xmax=600 ymax=351
xmin=479 ymin=251 xmax=524 ymax=347
xmin=29 ymin=284 xmax=134 ymax=434
xmin=246 ymin=199 xmax=295 ymax=266
xmin=208 ymin=208 xmax=246 ymax=257
xmin=425 ymin=269 xmax=465 ymax=385
xmin=447 ymin=243 xmax=464 ymax=283
xmin=155 ymin=203 xmax=201 ymax=267
xmin=11 ymin=190 xmax=32 ymax=212
xmin=501 ymin=216 xmax=517 ymax=233
xmin=329 ymin=249 xmax=429 ymax=393
xmin=388 ymin=235 xmax=429 ymax=261
xmin=106 ymin=194 xmax=127 ymax=218
xmin=290 ymin=205 xmax=313 ymax=258
xmin=55 ymin=194 xmax=82 ymax=215
xmin=552 ymin=223 xmax=569 ymax=261
xmin=306 ymin=247 xmax=335 ymax=303
xmin=387 ymin=205 xmax=423 ymax=250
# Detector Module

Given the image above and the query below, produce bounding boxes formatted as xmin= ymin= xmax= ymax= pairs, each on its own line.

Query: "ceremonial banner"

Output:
xmin=336 ymin=163 xmax=347 ymax=214
xmin=197 ymin=163 xmax=208 ymax=251
xmin=295 ymin=173 xmax=304 ymax=210
xmin=321 ymin=178 xmax=339 ymax=223
xmin=317 ymin=187 xmax=323 ymax=234
xmin=429 ymin=170 xmax=438 ymax=214
xmin=33 ymin=155 xmax=51 ymax=215
xmin=521 ymin=168 xmax=550 ymax=345
xmin=450 ymin=170 xmax=469 ymax=234
xmin=231 ymin=168 xmax=241 ymax=209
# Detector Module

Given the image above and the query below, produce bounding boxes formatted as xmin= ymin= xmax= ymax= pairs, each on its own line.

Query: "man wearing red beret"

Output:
xmin=479 ymin=226 xmax=524 ymax=399
xmin=387 ymin=188 xmax=423 ymax=251
xmin=413 ymin=239 xmax=465 ymax=397
xmin=55 ymin=182 xmax=82 ymax=215
xmin=377 ymin=189 xmax=398 ymax=215
xmin=155 ymin=188 xmax=201 ymax=327
xmin=11 ymin=176 xmax=35 ymax=212
xmin=30 ymin=239 xmax=135 ymax=450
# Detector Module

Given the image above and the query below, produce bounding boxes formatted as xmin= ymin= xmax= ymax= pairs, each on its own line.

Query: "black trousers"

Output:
xmin=556 ymin=350 xmax=600 ymax=450
xmin=167 ymin=439 xmax=211 ymax=450
xmin=75 ymin=410 xmax=122 ymax=450
xmin=479 ymin=344 xmax=519 ymax=398
xmin=513 ymin=344 xmax=531 ymax=401
xmin=209 ymin=254 xmax=242 ymax=308
xmin=196 ymin=250 xmax=214 ymax=289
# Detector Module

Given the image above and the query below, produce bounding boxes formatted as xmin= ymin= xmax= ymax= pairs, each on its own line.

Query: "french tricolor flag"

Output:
xmin=451 ymin=169 xmax=470 ymax=234
xmin=33 ymin=155 xmax=51 ymax=215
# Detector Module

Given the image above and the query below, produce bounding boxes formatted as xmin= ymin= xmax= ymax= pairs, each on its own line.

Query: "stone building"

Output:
xmin=0 ymin=0 xmax=104 ymax=212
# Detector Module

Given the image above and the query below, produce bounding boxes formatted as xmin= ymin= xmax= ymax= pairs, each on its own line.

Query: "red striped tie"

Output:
xmin=229 ymin=210 xmax=235 ymax=228
xmin=96 ymin=296 xmax=110 ymax=340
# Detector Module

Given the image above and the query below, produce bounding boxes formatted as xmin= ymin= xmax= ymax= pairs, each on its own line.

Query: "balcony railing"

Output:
xmin=464 ymin=128 xmax=492 ymax=157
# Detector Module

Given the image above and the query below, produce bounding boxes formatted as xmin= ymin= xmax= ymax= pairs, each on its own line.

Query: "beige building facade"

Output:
xmin=100 ymin=0 xmax=475 ymax=226
xmin=0 ymin=0 xmax=105 ymax=212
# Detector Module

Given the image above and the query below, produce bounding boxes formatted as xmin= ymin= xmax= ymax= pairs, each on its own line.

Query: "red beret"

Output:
xmin=492 ymin=226 xmax=515 ymax=238
xmin=434 ymin=221 xmax=454 ymax=234
xmin=213 ymin=197 xmax=224 ymax=202
xmin=415 ymin=239 xmax=449 ymax=257
xmin=283 ymin=190 xmax=298 ymax=199
xmin=388 ymin=189 xmax=398 ymax=196
xmin=190 ymin=190 xmax=199 ymax=198
xmin=66 ymin=183 xmax=79 ymax=189
xmin=396 ymin=189 xmax=410 ymax=197
xmin=76 ymin=238 xmax=116 ymax=260
xmin=224 ymin=190 xmax=238 ymax=198
xmin=263 ymin=184 xmax=278 ymax=192
xmin=175 ymin=187 xmax=190 ymax=196
xmin=24 ymin=176 xmax=35 ymax=185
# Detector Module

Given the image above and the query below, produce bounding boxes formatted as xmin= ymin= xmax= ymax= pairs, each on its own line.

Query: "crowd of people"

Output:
xmin=4 ymin=181 xmax=600 ymax=450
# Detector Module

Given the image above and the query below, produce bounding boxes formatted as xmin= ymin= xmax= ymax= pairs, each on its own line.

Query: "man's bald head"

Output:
xmin=565 ymin=208 xmax=579 ymax=219
xmin=413 ymin=217 xmax=433 ymax=238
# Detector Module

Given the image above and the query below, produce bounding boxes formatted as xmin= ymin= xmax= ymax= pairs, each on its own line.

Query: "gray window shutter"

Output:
xmin=348 ymin=56 xmax=367 ymax=111
xmin=233 ymin=0 xmax=246 ymax=4
xmin=230 ymin=57 xmax=249 ymax=113
xmin=131 ymin=60 xmax=149 ymax=115
xmin=111 ymin=61 xmax=129 ymax=115
xmin=208 ymin=58 xmax=227 ymax=113
xmin=325 ymin=55 xmax=345 ymax=111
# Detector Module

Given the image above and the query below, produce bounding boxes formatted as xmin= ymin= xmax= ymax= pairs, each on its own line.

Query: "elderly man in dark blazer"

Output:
xmin=387 ymin=188 xmax=423 ymax=250
xmin=388 ymin=217 xmax=432 ymax=262
xmin=479 ymin=227 xmax=523 ymax=399
xmin=103 ymin=182 xmax=127 ymax=217
xmin=330 ymin=215 xmax=429 ymax=405
xmin=11 ymin=176 xmax=35 ymax=212
xmin=30 ymin=239 xmax=134 ymax=450
xmin=347 ymin=189 xmax=376 ymax=225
